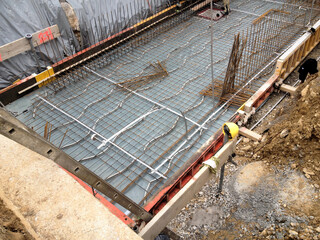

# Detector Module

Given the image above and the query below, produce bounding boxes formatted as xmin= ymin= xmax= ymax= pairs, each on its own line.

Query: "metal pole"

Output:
xmin=210 ymin=0 xmax=215 ymax=104
xmin=25 ymin=34 xmax=41 ymax=72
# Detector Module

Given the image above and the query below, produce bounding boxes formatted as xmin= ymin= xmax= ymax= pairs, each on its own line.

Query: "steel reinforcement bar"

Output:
xmin=142 ymin=18 xmax=320 ymax=232
xmin=244 ymin=19 xmax=320 ymax=112
xmin=0 ymin=0 xmax=207 ymax=106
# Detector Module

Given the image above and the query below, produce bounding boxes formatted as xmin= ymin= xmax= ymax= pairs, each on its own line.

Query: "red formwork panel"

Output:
xmin=62 ymin=168 xmax=135 ymax=227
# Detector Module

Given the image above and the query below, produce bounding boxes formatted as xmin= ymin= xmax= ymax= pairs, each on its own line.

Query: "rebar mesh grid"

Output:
xmin=8 ymin=0 xmax=319 ymax=212
xmin=201 ymin=0 xmax=320 ymax=106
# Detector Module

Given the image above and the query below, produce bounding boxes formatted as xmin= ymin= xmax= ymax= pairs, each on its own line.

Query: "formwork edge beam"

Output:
xmin=0 ymin=108 xmax=153 ymax=223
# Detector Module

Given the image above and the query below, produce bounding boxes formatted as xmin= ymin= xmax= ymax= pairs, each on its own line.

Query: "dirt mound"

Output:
xmin=245 ymin=74 xmax=320 ymax=237
xmin=205 ymin=75 xmax=320 ymax=240
xmin=257 ymin=74 xmax=320 ymax=188
xmin=234 ymin=161 xmax=271 ymax=193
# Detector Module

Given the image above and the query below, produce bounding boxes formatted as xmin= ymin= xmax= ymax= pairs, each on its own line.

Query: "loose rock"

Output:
xmin=289 ymin=230 xmax=299 ymax=238
xmin=301 ymin=85 xmax=310 ymax=98
xmin=242 ymin=145 xmax=251 ymax=151
xmin=303 ymin=168 xmax=315 ymax=175
xmin=280 ymin=129 xmax=289 ymax=138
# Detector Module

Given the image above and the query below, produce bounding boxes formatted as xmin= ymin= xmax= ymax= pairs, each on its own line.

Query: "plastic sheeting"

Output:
xmin=0 ymin=0 xmax=78 ymax=89
xmin=67 ymin=0 xmax=170 ymax=48
xmin=0 ymin=0 xmax=171 ymax=90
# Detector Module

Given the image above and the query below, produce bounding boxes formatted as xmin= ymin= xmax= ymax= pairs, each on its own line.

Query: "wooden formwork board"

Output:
xmin=0 ymin=25 xmax=60 ymax=62
xmin=244 ymin=20 xmax=320 ymax=113
xmin=275 ymin=20 xmax=320 ymax=82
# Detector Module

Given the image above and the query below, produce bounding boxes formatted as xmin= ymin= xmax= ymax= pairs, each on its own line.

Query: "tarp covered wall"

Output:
xmin=67 ymin=0 xmax=170 ymax=48
xmin=0 ymin=0 xmax=78 ymax=89
xmin=0 ymin=0 xmax=171 ymax=89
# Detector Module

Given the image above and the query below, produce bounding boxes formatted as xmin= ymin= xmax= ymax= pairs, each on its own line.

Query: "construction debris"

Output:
xmin=118 ymin=61 xmax=168 ymax=90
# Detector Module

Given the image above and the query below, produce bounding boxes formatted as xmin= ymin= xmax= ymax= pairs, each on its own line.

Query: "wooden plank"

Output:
xmin=244 ymin=74 xmax=278 ymax=113
xmin=138 ymin=139 xmax=237 ymax=240
xmin=0 ymin=25 xmax=60 ymax=62
xmin=280 ymin=84 xmax=297 ymax=95
xmin=275 ymin=60 xmax=284 ymax=76
xmin=239 ymin=127 xmax=262 ymax=141
xmin=274 ymin=20 xmax=320 ymax=82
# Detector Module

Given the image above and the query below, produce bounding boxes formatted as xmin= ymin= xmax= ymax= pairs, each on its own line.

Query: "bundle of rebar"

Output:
xmin=118 ymin=61 xmax=168 ymax=90
xmin=200 ymin=33 xmax=249 ymax=106
xmin=219 ymin=33 xmax=247 ymax=101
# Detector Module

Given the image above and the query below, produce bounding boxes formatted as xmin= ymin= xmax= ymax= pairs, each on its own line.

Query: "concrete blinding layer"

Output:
xmin=6 ymin=0 xmax=319 ymax=213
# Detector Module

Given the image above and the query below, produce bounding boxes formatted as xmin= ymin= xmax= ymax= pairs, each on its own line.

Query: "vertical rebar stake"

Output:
xmin=91 ymin=186 xmax=97 ymax=197
xmin=180 ymin=110 xmax=189 ymax=141
xmin=210 ymin=0 xmax=214 ymax=104
xmin=25 ymin=34 xmax=41 ymax=72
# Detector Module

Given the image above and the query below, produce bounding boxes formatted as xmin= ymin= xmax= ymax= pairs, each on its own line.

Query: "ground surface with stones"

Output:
xmin=168 ymin=45 xmax=320 ymax=239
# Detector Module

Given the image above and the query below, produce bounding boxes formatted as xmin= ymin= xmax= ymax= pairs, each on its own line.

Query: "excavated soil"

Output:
xmin=206 ymin=74 xmax=320 ymax=239
xmin=169 ymin=48 xmax=320 ymax=239
xmin=258 ymin=74 xmax=320 ymax=187
xmin=0 ymin=199 xmax=35 ymax=240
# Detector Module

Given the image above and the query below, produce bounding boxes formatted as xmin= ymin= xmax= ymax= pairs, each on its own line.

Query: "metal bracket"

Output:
xmin=25 ymin=33 xmax=41 ymax=72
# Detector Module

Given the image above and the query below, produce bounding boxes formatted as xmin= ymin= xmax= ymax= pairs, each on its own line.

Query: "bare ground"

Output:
xmin=206 ymin=73 xmax=320 ymax=240
xmin=0 ymin=199 xmax=35 ymax=240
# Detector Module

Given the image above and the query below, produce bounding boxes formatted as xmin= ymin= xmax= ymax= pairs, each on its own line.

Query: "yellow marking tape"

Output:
xmin=35 ymin=67 xmax=55 ymax=88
